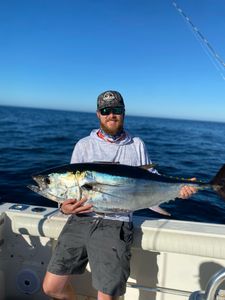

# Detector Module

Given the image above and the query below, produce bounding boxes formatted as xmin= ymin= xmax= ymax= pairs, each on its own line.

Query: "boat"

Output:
xmin=1 ymin=202 xmax=225 ymax=300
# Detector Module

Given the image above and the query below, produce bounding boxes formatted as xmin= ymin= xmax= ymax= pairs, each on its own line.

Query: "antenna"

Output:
xmin=172 ymin=1 xmax=225 ymax=81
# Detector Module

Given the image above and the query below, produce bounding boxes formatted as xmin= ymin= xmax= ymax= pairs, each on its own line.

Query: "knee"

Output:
xmin=42 ymin=278 xmax=56 ymax=297
xmin=42 ymin=281 xmax=51 ymax=296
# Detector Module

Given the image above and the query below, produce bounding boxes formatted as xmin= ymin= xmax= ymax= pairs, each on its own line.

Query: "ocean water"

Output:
xmin=1 ymin=105 xmax=225 ymax=224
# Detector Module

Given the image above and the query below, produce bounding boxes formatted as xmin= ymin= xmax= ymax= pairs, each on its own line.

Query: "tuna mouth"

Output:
xmin=32 ymin=175 xmax=50 ymax=189
xmin=27 ymin=175 xmax=50 ymax=194
xmin=27 ymin=184 xmax=61 ymax=202
xmin=27 ymin=184 xmax=41 ymax=193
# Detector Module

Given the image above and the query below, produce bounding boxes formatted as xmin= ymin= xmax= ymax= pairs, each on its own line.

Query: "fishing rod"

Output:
xmin=172 ymin=1 xmax=225 ymax=81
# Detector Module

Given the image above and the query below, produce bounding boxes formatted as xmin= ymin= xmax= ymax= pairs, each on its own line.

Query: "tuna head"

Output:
xmin=28 ymin=172 xmax=82 ymax=203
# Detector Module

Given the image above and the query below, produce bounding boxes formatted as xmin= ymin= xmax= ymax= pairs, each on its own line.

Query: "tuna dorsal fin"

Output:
xmin=139 ymin=164 xmax=157 ymax=170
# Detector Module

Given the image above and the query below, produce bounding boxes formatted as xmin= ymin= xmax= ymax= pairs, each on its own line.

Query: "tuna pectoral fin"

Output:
xmin=210 ymin=164 xmax=225 ymax=200
xmin=149 ymin=205 xmax=171 ymax=216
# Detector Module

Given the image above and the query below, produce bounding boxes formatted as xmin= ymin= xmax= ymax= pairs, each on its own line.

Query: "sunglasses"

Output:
xmin=99 ymin=107 xmax=124 ymax=116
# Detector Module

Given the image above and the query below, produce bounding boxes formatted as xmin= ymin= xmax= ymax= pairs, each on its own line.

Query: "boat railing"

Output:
xmin=127 ymin=282 xmax=192 ymax=297
xmin=189 ymin=268 xmax=225 ymax=300
xmin=126 ymin=268 xmax=225 ymax=300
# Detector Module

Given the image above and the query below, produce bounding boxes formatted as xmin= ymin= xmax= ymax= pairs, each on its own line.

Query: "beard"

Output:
xmin=100 ymin=116 xmax=124 ymax=136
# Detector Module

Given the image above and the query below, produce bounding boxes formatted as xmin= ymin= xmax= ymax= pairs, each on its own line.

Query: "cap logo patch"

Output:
xmin=103 ymin=92 xmax=115 ymax=101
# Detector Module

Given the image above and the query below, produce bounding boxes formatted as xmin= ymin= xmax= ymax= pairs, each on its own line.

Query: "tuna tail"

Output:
xmin=210 ymin=164 xmax=225 ymax=200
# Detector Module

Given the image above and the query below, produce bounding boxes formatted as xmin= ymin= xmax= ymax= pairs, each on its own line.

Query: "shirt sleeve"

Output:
xmin=139 ymin=138 xmax=160 ymax=174
xmin=70 ymin=141 xmax=84 ymax=163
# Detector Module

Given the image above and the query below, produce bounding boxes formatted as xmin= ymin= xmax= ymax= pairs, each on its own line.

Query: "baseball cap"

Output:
xmin=97 ymin=90 xmax=125 ymax=110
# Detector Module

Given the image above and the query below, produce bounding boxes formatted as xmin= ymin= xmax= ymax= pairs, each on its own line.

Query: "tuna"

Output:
xmin=28 ymin=163 xmax=225 ymax=213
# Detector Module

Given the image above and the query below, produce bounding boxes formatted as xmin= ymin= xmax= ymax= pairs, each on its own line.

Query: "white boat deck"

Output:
xmin=1 ymin=202 xmax=225 ymax=300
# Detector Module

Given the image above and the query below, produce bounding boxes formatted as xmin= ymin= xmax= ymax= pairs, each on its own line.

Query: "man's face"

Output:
xmin=97 ymin=107 xmax=125 ymax=135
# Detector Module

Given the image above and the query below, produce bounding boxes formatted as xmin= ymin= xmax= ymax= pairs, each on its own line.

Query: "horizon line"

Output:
xmin=1 ymin=103 xmax=224 ymax=125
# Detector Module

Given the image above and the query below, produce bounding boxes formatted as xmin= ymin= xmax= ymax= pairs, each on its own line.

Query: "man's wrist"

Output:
xmin=59 ymin=203 xmax=67 ymax=215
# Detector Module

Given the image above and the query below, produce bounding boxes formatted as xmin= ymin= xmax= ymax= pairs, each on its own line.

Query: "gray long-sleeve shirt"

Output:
xmin=71 ymin=129 xmax=151 ymax=166
xmin=70 ymin=129 xmax=153 ymax=221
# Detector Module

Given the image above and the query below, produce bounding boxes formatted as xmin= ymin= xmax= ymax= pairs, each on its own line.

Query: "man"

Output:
xmin=43 ymin=90 xmax=196 ymax=300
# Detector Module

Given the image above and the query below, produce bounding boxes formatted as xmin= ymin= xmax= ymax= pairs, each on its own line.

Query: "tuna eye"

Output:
xmin=44 ymin=178 xmax=51 ymax=184
xmin=83 ymin=184 xmax=93 ymax=191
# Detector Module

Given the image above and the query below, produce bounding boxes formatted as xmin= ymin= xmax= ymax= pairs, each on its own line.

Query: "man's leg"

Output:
xmin=43 ymin=271 xmax=76 ymax=300
xmin=98 ymin=291 xmax=119 ymax=300
xmin=43 ymin=216 xmax=89 ymax=299
xmin=88 ymin=220 xmax=133 ymax=300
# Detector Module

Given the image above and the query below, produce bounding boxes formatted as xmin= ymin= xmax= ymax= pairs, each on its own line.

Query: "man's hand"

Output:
xmin=60 ymin=197 xmax=93 ymax=215
xmin=179 ymin=178 xmax=197 ymax=199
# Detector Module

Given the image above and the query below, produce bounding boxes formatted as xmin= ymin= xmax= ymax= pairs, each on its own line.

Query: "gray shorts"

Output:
xmin=47 ymin=214 xmax=134 ymax=296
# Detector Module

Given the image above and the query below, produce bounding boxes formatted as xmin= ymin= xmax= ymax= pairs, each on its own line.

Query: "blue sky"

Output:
xmin=0 ymin=0 xmax=225 ymax=122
